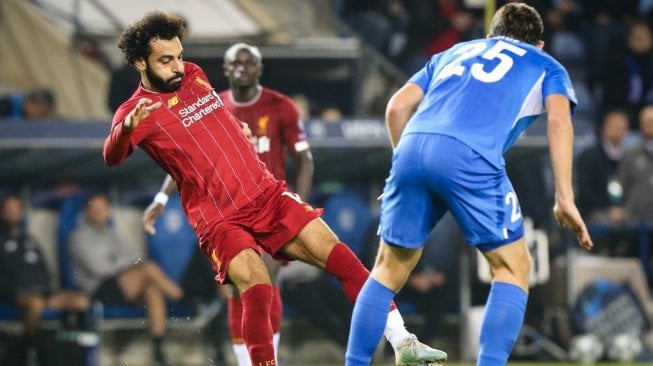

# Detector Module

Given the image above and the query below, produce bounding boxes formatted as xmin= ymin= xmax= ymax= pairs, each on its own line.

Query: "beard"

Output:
xmin=145 ymin=63 xmax=183 ymax=92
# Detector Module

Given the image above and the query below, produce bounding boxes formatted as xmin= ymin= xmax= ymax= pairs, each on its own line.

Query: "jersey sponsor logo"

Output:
xmin=167 ymin=96 xmax=179 ymax=108
xmin=178 ymin=92 xmax=224 ymax=127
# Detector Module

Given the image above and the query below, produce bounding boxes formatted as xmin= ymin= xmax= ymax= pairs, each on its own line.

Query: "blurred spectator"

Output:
xmin=601 ymin=20 xmax=653 ymax=128
xmin=397 ymin=0 xmax=477 ymax=74
xmin=68 ymin=192 xmax=183 ymax=366
xmin=580 ymin=0 xmax=638 ymax=97
xmin=337 ymin=0 xmax=409 ymax=57
xmin=576 ymin=109 xmax=630 ymax=226
xmin=419 ymin=0 xmax=475 ymax=54
xmin=0 ymin=194 xmax=89 ymax=363
xmin=541 ymin=0 xmax=585 ymax=63
xmin=593 ymin=105 xmax=653 ymax=264
xmin=618 ymin=104 xmax=653 ymax=224
xmin=0 ymin=88 xmax=56 ymax=120
xmin=580 ymin=0 xmax=639 ymax=23
xmin=576 ymin=109 xmax=631 ymax=256
xmin=291 ymin=94 xmax=312 ymax=121
xmin=319 ymin=105 xmax=344 ymax=123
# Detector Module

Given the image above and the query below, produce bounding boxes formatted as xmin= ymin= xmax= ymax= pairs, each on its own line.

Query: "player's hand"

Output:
xmin=241 ymin=122 xmax=252 ymax=139
xmin=553 ymin=202 xmax=593 ymax=250
xmin=142 ymin=201 xmax=165 ymax=235
xmin=124 ymin=98 xmax=162 ymax=130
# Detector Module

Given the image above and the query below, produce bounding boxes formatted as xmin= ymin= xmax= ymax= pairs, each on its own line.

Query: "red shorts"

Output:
xmin=200 ymin=182 xmax=323 ymax=284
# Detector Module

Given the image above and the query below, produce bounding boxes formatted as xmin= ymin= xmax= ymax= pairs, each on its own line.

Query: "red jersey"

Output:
xmin=218 ymin=87 xmax=308 ymax=181
xmin=104 ymin=62 xmax=277 ymax=240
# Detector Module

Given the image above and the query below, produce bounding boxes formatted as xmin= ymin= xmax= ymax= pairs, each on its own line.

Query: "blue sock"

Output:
xmin=478 ymin=282 xmax=528 ymax=366
xmin=346 ymin=278 xmax=395 ymax=366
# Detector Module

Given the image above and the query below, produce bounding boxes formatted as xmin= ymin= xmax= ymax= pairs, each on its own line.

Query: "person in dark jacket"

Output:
xmin=0 ymin=193 xmax=89 ymax=362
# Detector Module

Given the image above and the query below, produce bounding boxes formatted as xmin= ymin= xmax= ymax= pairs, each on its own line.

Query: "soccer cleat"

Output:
xmin=395 ymin=333 xmax=448 ymax=366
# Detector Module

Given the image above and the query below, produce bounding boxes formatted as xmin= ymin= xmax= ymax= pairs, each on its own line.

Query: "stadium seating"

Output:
xmin=0 ymin=301 xmax=62 ymax=333
xmin=321 ymin=189 xmax=375 ymax=258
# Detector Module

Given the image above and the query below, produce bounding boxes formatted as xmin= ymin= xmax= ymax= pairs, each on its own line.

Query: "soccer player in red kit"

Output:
xmin=143 ymin=42 xmax=313 ymax=365
xmin=105 ymin=11 xmax=446 ymax=366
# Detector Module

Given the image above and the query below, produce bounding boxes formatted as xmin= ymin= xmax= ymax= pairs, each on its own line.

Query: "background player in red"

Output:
xmin=143 ymin=42 xmax=314 ymax=364
xmin=106 ymin=11 xmax=446 ymax=366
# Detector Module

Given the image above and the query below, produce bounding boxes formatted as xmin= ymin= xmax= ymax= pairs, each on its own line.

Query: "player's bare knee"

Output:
xmin=228 ymin=249 xmax=272 ymax=293
xmin=232 ymin=272 xmax=271 ymax=294
xmin=510 ymin=245 xmax=532 ymax=279
xmin=280 ymin=237 xmax=332 ymax=268
xmin=371 ymin=242 xmax=416 ymax=291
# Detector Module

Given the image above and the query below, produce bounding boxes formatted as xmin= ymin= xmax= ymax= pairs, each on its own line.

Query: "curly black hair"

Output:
xmin=117 ymin=11 xmax=186 ymax=65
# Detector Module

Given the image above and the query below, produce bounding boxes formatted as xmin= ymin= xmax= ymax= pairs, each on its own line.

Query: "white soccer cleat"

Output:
xmin=395 ymin=333 xmax=447 ymax=366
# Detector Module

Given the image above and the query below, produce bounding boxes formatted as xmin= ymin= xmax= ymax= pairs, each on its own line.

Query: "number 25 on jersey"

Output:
xmin=436 ymin=40 xmax=527 ymax=83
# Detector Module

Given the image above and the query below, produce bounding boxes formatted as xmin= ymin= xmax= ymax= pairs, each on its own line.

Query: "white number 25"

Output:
xmin=505 ymin=191 xmax=523 ymax=223
xmin=436 ymin=40 xmax=526 ymax=83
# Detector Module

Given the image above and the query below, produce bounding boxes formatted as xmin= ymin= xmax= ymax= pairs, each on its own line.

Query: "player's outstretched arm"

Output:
xmin=546 ymin=94 xmax=593 ymax=250
xmin=143 ymin=174 xmax=176 ymax=235
xmin=104 ymin=98 xmax=162 ymax=166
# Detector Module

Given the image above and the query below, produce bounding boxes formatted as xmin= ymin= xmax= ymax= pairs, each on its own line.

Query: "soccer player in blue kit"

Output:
xmin=346 ymin=3 xmax=593 ymax=366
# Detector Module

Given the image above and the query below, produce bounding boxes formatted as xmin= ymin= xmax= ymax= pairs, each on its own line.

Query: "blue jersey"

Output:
xmin=404 ymin=36 xmax=577 ymax=168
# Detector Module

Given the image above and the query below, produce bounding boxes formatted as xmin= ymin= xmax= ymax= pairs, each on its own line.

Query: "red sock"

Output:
xmin=270 ymin=286 xmax=283 ymax=334
xmin=229 ymin=288 xmax=282 ymax=343
xmin=241 ymin=284 xmax=275 ymax=365
xmin=227 ymin=296 xmax=244 ymax=344
xmin=324 ymin=243 xmax=397 ymax=311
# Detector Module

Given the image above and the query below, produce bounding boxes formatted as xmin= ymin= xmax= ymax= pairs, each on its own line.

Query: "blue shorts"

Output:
xmin=379 ymin=133 xmax=524 ymax=251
